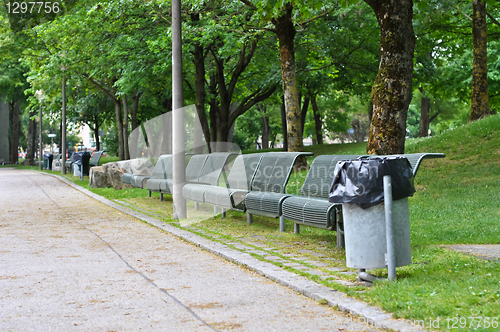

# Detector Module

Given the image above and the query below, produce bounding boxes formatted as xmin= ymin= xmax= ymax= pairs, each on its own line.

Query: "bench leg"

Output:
xmin=160 ymin=193 xmax=163 ymax=201
xmin=214 ymin=206 xmax=218 ymax=215
xmin=194 ymin=202 xmax=199 ymax=211
xmin=279 ymin=216 xmax=285 ymax=232
xmin=148 ymin=191 xmax=151 ymax=198
xmin=294 ymin=223 xmax=300 ymax=234
xmin=336 ymin=223 xmax=345 ymax=249
xmin=247 ymin=212 xmax=253 ymax=225
xmin=336 ymin=208 xmax=345 ymax=248
xmin=221 ymin=208 xmax=226 ymax=218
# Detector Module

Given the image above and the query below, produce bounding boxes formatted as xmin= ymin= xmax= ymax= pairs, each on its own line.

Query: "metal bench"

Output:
xmin=202 ymin=153 xmax=264 ymax=215
xmin=182 ymin=152 xmax=238 ymax=211
xmin=359 ymin=152 xmax=445 ymax=177
xmin=280 ymin=152 xmax=445 ymax=247
xmin=123 ymin=156 xmax=169 ymax=189
xmin=146 ymin=154 xmax=209 ymax=201
xmin=89 ymin=151 xmax=104 ymax=167
xmin=244 ymin=151 xmax=313 ymax=226
xmin=143 ymin=155 xmax=173 ymax=199
xmin=65 ymin=153 xmax=74 ymax=173
xmin=276 ymin=155 xmax=362 ymax=242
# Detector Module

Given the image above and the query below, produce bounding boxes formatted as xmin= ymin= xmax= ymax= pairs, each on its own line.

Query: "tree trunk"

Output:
xmin=311 ymin=95 xmax=323 ymax=145
xmin=114 ymin=100 xmax=124 ymax=160
xmin=470 ymin=0 xmax=491 ymax=122
xmin=273 ymin=3 xmax=304 ymax=155
xmin=368 ymin=99 xmax=373 ymax=125
xmin=193 ymin=41 xmax=211 ymax=152
xmin=10 ymin=99 xmax=20 ymax=164
xmin=273 ymin=3 xmax=306 ymax=169
xmin=257 ymin=103 xmax=270 ymax=150
xmin=365 ymin=0 xmax=415 ymax=155
xmin=300 ymin=95 xmax=309 ymax=137
xmin=419 ymin=88 xmax=430 ymax=138
xmin=122 ymin=96 xmax=130 ymax=160
xmin=131 ymin=91 xmax=141 ymax=132
xmin=209 ymin=74 xmax=218 ymax=143
xmin=280 ymin=97 xmax=288 ymax=151
xmin=25 ymin=109 xmax=36 ymax=165
xmin=93 ymin=115 xmax=101 ymax=151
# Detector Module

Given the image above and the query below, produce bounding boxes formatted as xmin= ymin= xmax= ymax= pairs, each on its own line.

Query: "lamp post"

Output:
xmin=35 ymin=89 xmax=44 ymax=170
xmin=61 ymin=67 xmax=67 ymax=174
xmin=172 ymin=0 xmax=186 ymax=219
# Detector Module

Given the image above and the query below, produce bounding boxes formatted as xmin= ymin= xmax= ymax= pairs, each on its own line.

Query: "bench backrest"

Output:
xmin=197 ymin=152 xmax=236 ymax=186
xmin=151 ymin=155 xmax=172 ymax=179
xmin=301 ymin=155 xmax=362 ymax=199
xmin=185 ymin=154 xmax=209 ymax=182
xmin=251 ymin=152 xmax=312 ymax=193
xmin=90 ymin=151 xmax=103 ymax=166
xmin=226 ymin=153 xmax=263 ymax=190
xmin=361 ymin=153 xmax=445 ymax=177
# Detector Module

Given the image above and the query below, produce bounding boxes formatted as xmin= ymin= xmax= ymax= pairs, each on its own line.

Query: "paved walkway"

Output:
xmin=1 ymin=169 xmax=389 ymax=331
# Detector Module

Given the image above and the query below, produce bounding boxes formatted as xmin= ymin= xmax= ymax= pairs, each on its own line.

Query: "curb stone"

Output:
xmin=46 ymin=172 xmax=423 ymax=332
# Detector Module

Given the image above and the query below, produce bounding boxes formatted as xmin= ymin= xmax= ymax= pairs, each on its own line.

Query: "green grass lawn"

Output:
xmin=11 ymin=114 xmax=500 ymax=330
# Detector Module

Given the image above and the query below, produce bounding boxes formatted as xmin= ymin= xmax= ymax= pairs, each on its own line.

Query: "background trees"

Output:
xmin=1 ymin=0 xmax=498 ymax=160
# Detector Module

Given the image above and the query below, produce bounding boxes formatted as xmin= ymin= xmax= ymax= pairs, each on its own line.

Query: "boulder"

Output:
xmin=116 ymin=158 xmax=154 ymax=176
xmin=89 ymin=165 xmax=110 ymax=188
xmin=106 ymin=163 xmax=133 ymax=190
xmin=87 ymin=158 xmax=153 ymax=190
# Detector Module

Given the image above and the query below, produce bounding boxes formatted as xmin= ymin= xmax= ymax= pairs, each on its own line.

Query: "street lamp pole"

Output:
xmin=172 ymin=0 xmax=186 ymax=219
xmin=61 ymin=72 xmax=67 ymax=174
xmin=35 ymin=90 xmax=44 ymax=170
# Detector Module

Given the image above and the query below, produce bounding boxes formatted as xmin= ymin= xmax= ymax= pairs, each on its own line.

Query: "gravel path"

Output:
xmin=0 ymin=169 xmax=380 ymax=331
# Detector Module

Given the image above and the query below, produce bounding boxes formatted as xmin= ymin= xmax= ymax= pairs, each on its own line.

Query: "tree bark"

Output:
xmin=25 ymin=108 xmax=37 ymax=165
xmin=365 ymin=0 xmax=415 ymax=155
xmin=10 ymin=99 xmax=20 ymax=164
xmin=300 ymin=95 xmax=310 ymax=137
xmin=257 ymin=103 xmax=270 ymax=149
xmin=272 ymin=3 xmax=304 ymax=156
xmin=193 ymin=41 xmax=211 ymax=152
xmin=122 ymin=96 xmax=130 ymax=160
xmin=93 ymin=115 xmax=101 ymax=152
xmin=280 ymin=97 xmax=288 ymax=151
xmin=470 ymin=0 xmax=491 ymax=122
xmin=131 ymin=91 xmax=141 ymax=132
xmin=418 ymin=88 xmax=430 ymax=138
xmin=311 ymin=95 xmax=323 ymax=145
xmin=208 ymin=74 xmax=218 ymax=143
xmin=114 ymin=100 xmax=124 ymax=160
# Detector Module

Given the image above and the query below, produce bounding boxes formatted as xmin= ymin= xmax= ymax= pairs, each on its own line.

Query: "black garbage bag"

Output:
xmin=72 ymin=151 xmax=91 ymax=175
xmin=329 ymin=157 xmax=415 ymax=209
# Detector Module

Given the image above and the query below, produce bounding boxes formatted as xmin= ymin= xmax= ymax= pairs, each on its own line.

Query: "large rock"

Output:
xmin=89 ymin=165 xmax=110 ymax=188
xmin=116 ymin=158 xmax=154 ymax=176
xmin=88 ymin=158 xmax=153 ymax=190
xmin=106 ymin=163 xmax=133 ymax=190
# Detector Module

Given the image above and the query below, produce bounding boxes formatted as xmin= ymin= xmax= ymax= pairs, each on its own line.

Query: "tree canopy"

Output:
xmin=1 ymin=0 xmax=498 ymax=160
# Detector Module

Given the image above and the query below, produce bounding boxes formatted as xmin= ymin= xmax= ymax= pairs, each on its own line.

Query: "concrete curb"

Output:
xmin=48 ymin=173 xmax=422 ymax=332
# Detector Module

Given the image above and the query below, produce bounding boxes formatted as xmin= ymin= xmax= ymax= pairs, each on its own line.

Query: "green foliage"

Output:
xmin=103 ymin=125 xmax=119 ymax=157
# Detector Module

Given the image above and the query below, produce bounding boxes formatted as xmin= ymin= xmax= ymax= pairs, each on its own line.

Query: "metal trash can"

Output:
xmin=73 ymin=151 xmax=91 ymax=179
xmin=329 ymin=157 xmax=415 ymax=270
xmin=43 ymin=153 xmax=53 ymax=170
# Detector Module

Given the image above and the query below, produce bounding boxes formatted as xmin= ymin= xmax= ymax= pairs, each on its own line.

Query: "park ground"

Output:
xmin=11 ymin=113 xmax=500 ymax=331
